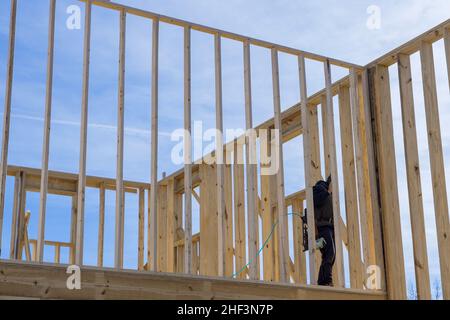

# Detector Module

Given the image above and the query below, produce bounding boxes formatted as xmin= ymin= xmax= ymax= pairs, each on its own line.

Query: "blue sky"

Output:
xmin=0 ymin=0 xmax=449 ymax=295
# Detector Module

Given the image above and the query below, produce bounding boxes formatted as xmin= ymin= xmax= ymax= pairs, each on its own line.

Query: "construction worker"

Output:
xmin=313 ymin=175 xmax=335 ymax=286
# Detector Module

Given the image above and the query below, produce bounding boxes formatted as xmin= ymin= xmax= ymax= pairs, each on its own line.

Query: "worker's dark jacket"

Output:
xmin=313 ymin=181 xmax=334 ymax=227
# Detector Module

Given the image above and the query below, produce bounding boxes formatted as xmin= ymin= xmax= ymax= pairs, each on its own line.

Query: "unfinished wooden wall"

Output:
xmin=0 ymin=0 xmax=449 ymax=300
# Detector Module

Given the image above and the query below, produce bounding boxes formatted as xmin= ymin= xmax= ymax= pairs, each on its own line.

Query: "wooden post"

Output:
xmin=323 ymin=59 xmax=345 ymax=287
xmin=292 ymin=199 xmax=306 ymax=284
xmin=157 ymin=185 xmax=168 ymax=272
xmin=420 ymin=42 xmax=450 ymax=299
xmin=183 ymin=26 xmax=193 ymax=274
xmin=75 ymin=0 xmax=92 ymax=267
xmin=70 ymin=195 xmax=77 ymax=264
xmin=397 ymin=53 xmax=431 ymax=299
xmin=97 ymin=183 xmax=105 ymax=267
xmin=224 ymin=156 xmax=234 ymax=276
xmin=199 ymin=164 xmax=219 ymax=276
xmin=298 ymin=54 xmax=317 ymax=285
xmin=10 ymin=172 xmax=26 ymax=260
xmin=369 ymin=64 xmax=406 ymax=299
xmin=54 ymin=244 xmax=60 ymax=264
xmin=114 ymin=9 xmax=126 ymax=269
xmin=321 ymin=95 xmax=330 ymax=175
xmin=233 ymin=142 xmax=246 ymax=279
xmin=349 ymin=68 xmax=372 ymax=272
xmin=260 ymin=129 xmax=277 ymax=281
xmin=214 ymin=33 xmax=225 ymax=277
xmin=10 ymin=173 xmax=20 ymax=259
xmin=244 ymin=41 xmax=259 ymax=280
xmin=0 ymin=0 xmax=17 ymax=252
xmin=174 ymin=192 xmax=184 ymax=272
xmin=339 ymin=84 xmax=364 ymax=289
xmin=138 ymin=188 xmax=145 ymax=270
xmin=166 ymin=179 xmax=175 ymax=272
xmin=149 ymin=18 xmax=160 ymax=272
xmin=271 ymin=48 xmax=289 ymax=283
xmin=37 ymin=0 xmax=56 ymax=263
xmin=361 ymin=69 xmax=386 ymax=290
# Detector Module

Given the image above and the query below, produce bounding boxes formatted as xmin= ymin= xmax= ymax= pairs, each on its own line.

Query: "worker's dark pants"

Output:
xmin=317 ymin=225 xmax=336 ymax=286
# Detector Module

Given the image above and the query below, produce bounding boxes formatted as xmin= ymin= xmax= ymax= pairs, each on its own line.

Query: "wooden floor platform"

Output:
xmin=0 ymin=260 xmax=386 ymax=300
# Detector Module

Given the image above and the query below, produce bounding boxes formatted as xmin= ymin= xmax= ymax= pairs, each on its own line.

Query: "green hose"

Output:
xmin=232 ymin=212 xmax=303 ymax=278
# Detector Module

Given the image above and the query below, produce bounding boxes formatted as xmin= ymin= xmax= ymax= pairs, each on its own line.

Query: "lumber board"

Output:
xmin=369 ymin=65 xmax=406 ymax=299
xmin=292 ymin=199 xmax=306 ymax=284
xmin=244 ymin=41 xmax=259 ymax=280
xmin=97 ymin=183 xmax=105 ymax=267
xmin=76 ymin=0 xmax=92 ymax=267
xmin=420 ymin=42 xmax=450 ymax=299
xmin=323 ymin=60 xmax=345 ymax=287
xmin=9 ymin=174 xmax=20 ymax=259
xmin=166 ymin=179 xmax=175 ymax=273
xmin=260 ymin=130 xmax=277 ymax=281
xmin=397 ymin=53 xmax=431 ymax=300
xmin=349 ymin=69 xmax=371 ymax=271
xmin=361 ymin=70 xmax=386 ymax=290
xmin=199 ymin=164 xmax=219 ymax=276
xmin=0 ymin=260 xmax=387 ymax=300
xmin=37 ymin=0 xmax=56 ymax=263
xmin=271 ymin=48 xmax=289 ymax=283
xmin=114 ymin=9 xmax=126 ymax=269
xmin=70 ymin=196 xmax=77 ymax=264
xmin=214 ymin=34 xmax=225 ymax=277
xmin=149 ymin=18 xmax=160 ymax=272
xmin=338 ymin=85 xmax=363 ymax=289
xmin=233 ymin=142 xmax=246 ymax=280
xmin=138 ymin=188 xmax=145 ymax=270
xmin=183 ymin=26 xmax=193 ymax=275
xmin=0 ymin=0 xmax=17 ymax=251
xmin=298 ymin=54 xmax=317 ymax=285
xmin=224 ymin=161 xmax=234 ymax=277
xmin=157 ymin=185 xmax=168 ymax=272
xmin=75 ymin=0 xmax=362 ymax=70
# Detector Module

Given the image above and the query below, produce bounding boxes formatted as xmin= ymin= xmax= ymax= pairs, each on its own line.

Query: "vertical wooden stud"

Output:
xmin=214 ymin=33 xmax=225 ymax=277
xmin=244 ymin=41 xmax=260 ymax=280
xmin=420 ymin=42 xmax=450 ymax=299
xmin=149 ymin=18 xmax=160 ymax=272
xmin=233 ymin=142 xmax=246 ymax=279
xmin=114 ymin=9 xmax=126 ymax=269
xmin=97 ymin=183 xmax=105 ymax=267
xmin=298 ymin=54 xmax=318 ymax=285
xmin=183 ymin=26 xmax=193 ymax=274
xmin=339 ymin=84 xmax=364 ymax=289
xmin=323 ymin=59 xmax=345 ymax=287
xmin=0 ymin=0 xmax=17 ymax=251
xmin=75 ymin=0 xmax=92 ymax=267
xmin=271 ymin=48 xmax=289 ymax=283
xmin=369 ymin=64 xmax=407 ymax=299
xmin=37 ymin=0 xmax=57 ymax=263
xmin=138 ymin=187 xmax=145 ymax=270
xmin=397 ymin=53 xmax=431 ymax=299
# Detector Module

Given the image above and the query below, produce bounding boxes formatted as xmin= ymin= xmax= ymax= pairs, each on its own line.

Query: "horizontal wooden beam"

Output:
xmin=76 ymin=0 xmax=361 ymax=70
xmin=366 ymin=19 xmax=450 ymax=68
xmin=0 ymin=260 xmax=387 ymax=300
xmin=7 ymin=166 xmax=148 ymax=191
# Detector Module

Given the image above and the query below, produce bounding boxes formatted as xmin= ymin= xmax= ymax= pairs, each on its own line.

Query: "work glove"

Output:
xmin=315 ymin=237 xmax=327 ymax=249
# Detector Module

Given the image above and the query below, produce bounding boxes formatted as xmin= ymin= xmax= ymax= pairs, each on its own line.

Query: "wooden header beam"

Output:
xmin=366 ymin=19 xmax=450 ymax=68
xmin=76 ymin=0 xmax=362 ymax=70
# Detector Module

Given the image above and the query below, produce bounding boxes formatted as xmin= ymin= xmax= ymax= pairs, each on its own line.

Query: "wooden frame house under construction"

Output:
xmin=0 ymin=0 xmax=449 ymax=300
